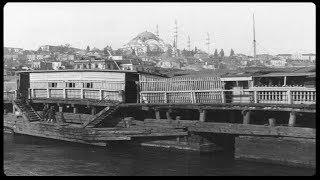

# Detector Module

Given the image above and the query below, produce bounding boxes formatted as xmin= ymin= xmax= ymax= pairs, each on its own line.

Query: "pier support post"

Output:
xmin=199 ymin=109 xmax=206 ymax=122
xmin=155 ymin=108 xmax=160 ymax=120
xmin=268 ymin=118 xmax=276 ymax=127
xmin=242 ymin=110 xmax=251 ymax=124
xmin=91 ymin=107 xmax=96 ymax=115
xmin=73 ymin=107 xmax=78 ymax=114
xmin=166 ymin=109 xmax=172 ymax=120
xmin=288 ymin=111 xmax=296 ymax=127
xmin=59 ymin=106 xmax=63 ymax=112
xmin=124 ymin=117 xmax=134 ymax=128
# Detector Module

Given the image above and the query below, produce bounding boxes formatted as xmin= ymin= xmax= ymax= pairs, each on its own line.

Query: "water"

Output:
xmin=3 ymin=133 xmax=315 ymax=176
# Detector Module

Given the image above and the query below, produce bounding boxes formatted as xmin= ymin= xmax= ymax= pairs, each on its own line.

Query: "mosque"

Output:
xmin=123 ymin=31 xmax=172 ymax=56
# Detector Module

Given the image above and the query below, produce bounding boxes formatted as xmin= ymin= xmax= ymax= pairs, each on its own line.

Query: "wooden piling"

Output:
xmin=155 ymin=109 xmax=160 ymax=120
xmin=199 ymin=109 xmax=206 ymax=122
xmin=242 ymin=110 xmax=251 ymax=124
xmin=91 ymin=107 xmax=96 ymax=115
xmin=288 ymin=111 xmax=296 ymax=127
xmin=166 ymin=110 xmax=172 ymax=120
xmin=268 ymin=118 xmax=276 ymax=127
xmin=73 ymin=107 xmax=78 ymax=114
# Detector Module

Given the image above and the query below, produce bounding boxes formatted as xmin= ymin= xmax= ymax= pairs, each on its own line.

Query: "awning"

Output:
xmin=220 ymin=76 xmax=252 ymax=81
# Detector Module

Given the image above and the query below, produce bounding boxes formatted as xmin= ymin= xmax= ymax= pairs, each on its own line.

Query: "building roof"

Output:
xmin=301 ymin=53 xmax=316 ymax=56
xmin=276 ymin=54 xmax=292 ymax=56
xmin=253 ymin=72 xmax=315 ymax=77
xmin=16 ymin=69 xmax=138 ymax=74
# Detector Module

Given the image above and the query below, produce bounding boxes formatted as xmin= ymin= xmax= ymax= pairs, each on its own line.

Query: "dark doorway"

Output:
xmin=17 ymin=72 xmax=30 ymax=100
xmin=125 ymin=81 xmax=138 ymax=103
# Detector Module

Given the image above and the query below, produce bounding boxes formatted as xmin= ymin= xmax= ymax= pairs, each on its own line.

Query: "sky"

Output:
xmin=4 ymin=2 xmax=316 ymax=55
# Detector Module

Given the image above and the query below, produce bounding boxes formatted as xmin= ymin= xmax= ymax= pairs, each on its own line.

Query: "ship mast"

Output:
xmin=253 ymin=13 xmax=257 ymax=61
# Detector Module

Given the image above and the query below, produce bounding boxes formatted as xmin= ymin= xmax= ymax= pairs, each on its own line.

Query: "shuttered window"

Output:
xmin=83 ymin=82 xmax=93 ymax=88
xmin=66 ymin=82 xmax=75 ymax=88
xmin=49 ymin=82 xmax=57 ymax=88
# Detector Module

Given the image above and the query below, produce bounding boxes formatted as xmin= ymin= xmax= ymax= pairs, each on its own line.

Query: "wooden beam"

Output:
xmin=188 ymin=122 xmax=315 ymax=139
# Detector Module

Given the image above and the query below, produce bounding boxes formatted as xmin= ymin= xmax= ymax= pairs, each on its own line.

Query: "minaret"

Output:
xmin=156 ymin=24 xmax=159 ymax=38
xmin=174 ymin=19 xmax=178 ymax=49
xmin=206 ymin=32 xmax=210 ymax=54
xmin=253 ymin=13 xmax=257 ymax=61
xmin=187 ymin=35 xmax=191 ymax=51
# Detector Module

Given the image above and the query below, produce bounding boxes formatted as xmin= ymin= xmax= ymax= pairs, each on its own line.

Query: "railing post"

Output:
xmin=221 ymin=90 xmax=225 ymax=103
xmin=47 ymin=88 xmax=50 ymax=98
xmin=100 ymin=89 xmax=103 ymax=100
xmin=254 ymin=91 xmax=258 ymax=103
xmin=81 ymin=89 xmax=84 ymax=99
xmin=63 ymin=89 xmax=66 ymax=99
xmin=287 ymin=90 xmax=292 ymax=104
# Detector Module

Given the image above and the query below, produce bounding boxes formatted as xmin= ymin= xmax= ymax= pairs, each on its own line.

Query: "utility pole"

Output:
xmin=253 ymin=13 xmax=257 ymax=61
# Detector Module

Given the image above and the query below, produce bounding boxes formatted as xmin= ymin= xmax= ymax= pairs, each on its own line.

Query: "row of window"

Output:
xmin=48 ymin=82 xmax=93 ymax=88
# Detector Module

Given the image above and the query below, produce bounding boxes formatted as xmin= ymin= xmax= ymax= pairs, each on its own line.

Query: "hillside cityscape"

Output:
xmin=4 ymin=29 xmax=316 ymax=76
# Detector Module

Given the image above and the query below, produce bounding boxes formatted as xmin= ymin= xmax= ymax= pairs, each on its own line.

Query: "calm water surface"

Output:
xmin=3 ymin=133 xmax=315 ymax=176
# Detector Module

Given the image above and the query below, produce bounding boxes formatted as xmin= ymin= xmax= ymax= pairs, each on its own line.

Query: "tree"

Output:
xmin=103 ymin=46 xmax=113 ymax=55
xmin=219 ymin=49 xmax=224 ymax=58
xmin=214 ymin=49 xmax=219 ymax=58
xmin=86 ymin=46 xmax=90 ymax=52
xmin=230 ymin=49 xmax=235 ymax=57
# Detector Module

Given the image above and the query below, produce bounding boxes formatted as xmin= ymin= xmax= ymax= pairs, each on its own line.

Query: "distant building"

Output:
xmin=270 ymin=58 xmax=286 ymax=67
xmin=156 ymin=57 xmax=181 ymax=69
xmin=31 ymin=61 xmax=52 ymax=70
xmin=27 ymin=54 xmax=36 ymax=61
xmin=276 ymin=54 xmax=292 ymax=60
xmin=39 ymin=45 xmax=60 ymax=52
xmin=4 ymin=47 xmax=24 ymax=54
xmin=73 ymin=59 xmax=120 ymax=70
xmin=301 ymin=53 xmax=316 ymax=62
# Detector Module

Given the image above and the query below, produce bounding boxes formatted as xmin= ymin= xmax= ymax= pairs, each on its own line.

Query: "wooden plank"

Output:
xmin=188 ymin=122 xmax=315 ymax=139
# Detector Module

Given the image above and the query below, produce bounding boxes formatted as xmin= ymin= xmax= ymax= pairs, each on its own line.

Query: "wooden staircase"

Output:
xmin=82 ymin=103 xmax=121 ymax=128
xmin=13 ymin=100 xmax=42 ymax=122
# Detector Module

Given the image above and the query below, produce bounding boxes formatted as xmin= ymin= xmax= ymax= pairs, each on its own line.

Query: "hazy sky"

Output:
xmin=4 ymin=3 xmax=315 ymax=55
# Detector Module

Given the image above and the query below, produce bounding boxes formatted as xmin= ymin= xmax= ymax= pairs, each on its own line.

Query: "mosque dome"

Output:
xmin=125 ymin=31 xmax=171 ymax=54
xmin=132 ymin=31 xmax=159 ymax=42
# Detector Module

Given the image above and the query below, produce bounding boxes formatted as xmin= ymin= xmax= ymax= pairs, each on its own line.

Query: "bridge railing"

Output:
xmin=140 ymin=88 xmax=316 ymax=105
xmin=29 ymin=88 xmax=123 ymax=102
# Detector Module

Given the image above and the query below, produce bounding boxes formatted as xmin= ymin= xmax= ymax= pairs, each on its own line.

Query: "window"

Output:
xmin=66 ymin=82 xmax=75 ymax=88
xmin=49 ymin=82 xmax=57 ymax=88
xmin=83 ymin=82 xmax=93 ymax=88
